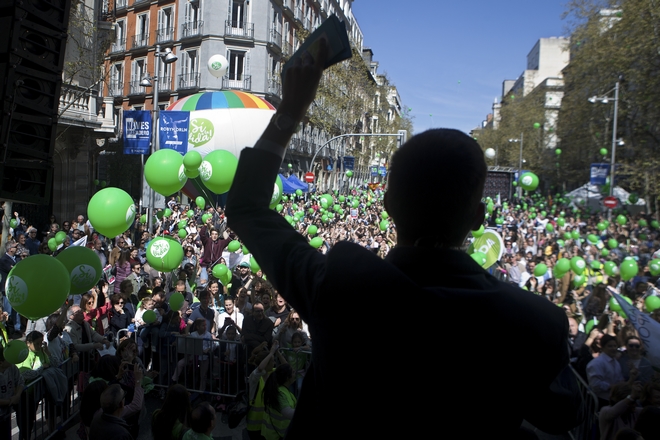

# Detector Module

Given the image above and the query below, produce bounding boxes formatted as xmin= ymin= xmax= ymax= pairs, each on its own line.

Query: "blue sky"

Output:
xmin=352 ymin=0 xmax=569 ymax=135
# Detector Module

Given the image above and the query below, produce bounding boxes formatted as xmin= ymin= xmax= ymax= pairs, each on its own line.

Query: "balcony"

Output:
xmin=181 ymin=21 xmax=204 ymax=39
xmin=283 ymin=40 xmax=293 ymax=57
xmin=131 ymin=33 xmax=149 ymax=50
xmin=178 ymin=72 xmax=201 ymax=90
xmin=294 ymin=7 xmax=304 ymax=24
xmin=158 ymin=75 xmax=173 ymax=93
xmin=58 ymin=84 xmax=99 ymax=126
xmin=268 ymin=28 xmax=282 ymax=51
xmin=133 ymin=0 xmax=149 ymax=6
xmin=108 ymin=80 xmax=123 ymax=97
xmin=110 ymin=39 xmax=126 ymax=53
xmin=129 ymin=80 xmax=147 ymax=95
xmin=222 ymin=75 xmax=251 ymax=91
xmin=225 ymin=20 xmax=254 ymax=40
xmin=156 ymin=27 xmax=174 ymax=43
xmin=267 ymin=75 xmax=281 ymax=97
xmin=115 ymin=0 xmax=128 ymax=11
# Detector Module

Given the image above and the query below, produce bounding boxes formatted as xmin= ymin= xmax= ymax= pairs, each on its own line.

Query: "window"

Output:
xmin=228 ymin=50 xmax=247 ymax=80
xmin=157 ymin=6 xmax=174 ymax=42
xmin=130 ymin=58 xmax=147 ymax=94
xmin=135 ymin=13 xmax=149 ymax=47
xmin=179 ymin=48 xmax=199 ymax=89
xmin=110 ymin=63 xmax=123 ymax=96
xmin=183 ymin=0 xmax=202 ymax=37
xmin=230 ymin=0 xmax=247 ymax=28
xmin=159 ymin=57 xmax=173 ymax=91
xmin=113 ymin=19 xmax=126 ymax=52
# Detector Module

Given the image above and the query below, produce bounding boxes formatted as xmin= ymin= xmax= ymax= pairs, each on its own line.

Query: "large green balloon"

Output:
xmin=169 ymin=292 xmax=185 ymax=311
xmin=320 ymin=194 xmax=334 ymax=209
xmin=183 ymin=150 xmax=203 ymax=170
xmin=227 ymin=240 xmax=241 ymax=252
xmin=146 ymin=237 xmax=184 ymax=272
xmin=212 ymin=264 xmax=228 ymax=278
xmin=308 ymin=225 xmax=318 ymax=236
xmin=556 ymin=258 xmax=570 ymax=275
xmin=619 ymin=259 xmax=638 ymax=281
xmin=645 ymin=295 xmax=660 ymax=312
xmin=570 ymin=256 xmax=586 ymax=275
xmin=472 ymin=225 xmax=485 ymax=238
xmin=144 ymin=149 xmax=187 ymax=196
xmin=534 ymin=263 xmax=548 ymax=277
xmin=269 ymin=175 xmax=284 ymax=210
xmin=55 ymin=231 xmax=67 ymax=244
xmin=56 ymin=246 xmax=103 ymax=295
xmin=87 ymin=187 xmax=136 ymax=238
xmin=178 ymin=229 xmax=187 ymax=239
xmin=649 ymin=259 xmax=660 ymax=276
xmin=310 ymin=237 xmax=323 ymax=248
xmin=195 ymin=196 xmax=206 ymax=209
xmin=4 ymin=340 xmax=29 ymax=364
xmin=199 ymin=149 xmax=238 ymax=194
xmin=520 ymin=172 xmax=539 ymax=191
xmin=604 ymin=261 xmax=618 ymax=277
xmin=5 ymin=255 xmax=70 ymax=320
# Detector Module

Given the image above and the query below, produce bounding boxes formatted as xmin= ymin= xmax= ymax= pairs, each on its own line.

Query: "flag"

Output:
xmin=71 ymin=236 xmax=87 ymax=247
xmin=612 ymin=292 xmax=660 ymax=370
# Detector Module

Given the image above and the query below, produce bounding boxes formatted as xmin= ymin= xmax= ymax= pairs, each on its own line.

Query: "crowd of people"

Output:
xmin=1 ymin=182 xmax=660 ymax=439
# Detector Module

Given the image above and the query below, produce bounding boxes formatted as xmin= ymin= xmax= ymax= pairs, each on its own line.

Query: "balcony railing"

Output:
xmin=181 ymin=20 xmax=204 ymax=39
xmin=225 ymin=20 xmax=254 ymax=39
xmin=59 ymin=84 xmax=100 ymax=124
xmin=222 ymin=74 xmax=251 ymax=91
xmin=131 ymin=33 xmax=149 ymax=49
xmin=156 ymin=27 xmax=174 ymax=43
xmin=133 ymin=0 xmax=149 ymax=6
xmin=283 ymin=40 xmax=293 ymax=56
xmin=108 ymin=80 xmax=123 ymax=97
xmin=267 ymin=75 xmax=281 ymax=97
xmin=158 ymin=75 xmax=173 ymax=93
xmin=294 ymin=7 xmax=304 ymax=23
xmin=110 ymin=39 xmax=126 ymax=53
xmin=178 ymin=72 xmax=201 ymax=89
xmin=129 ymin=80 xmax=147 ymax=95
xmin=269 ymin=27 xmax=282 ymax=49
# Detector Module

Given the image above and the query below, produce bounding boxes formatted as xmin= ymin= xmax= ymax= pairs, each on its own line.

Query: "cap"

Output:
xmin=239 ymin=261 xmax=250 ymax=268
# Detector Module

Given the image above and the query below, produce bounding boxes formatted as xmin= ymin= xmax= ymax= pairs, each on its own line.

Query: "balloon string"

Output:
xmin=192 ymin=176 xmax=224 ymax=219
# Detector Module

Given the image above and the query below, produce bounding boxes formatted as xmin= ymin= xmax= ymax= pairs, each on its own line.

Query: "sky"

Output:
xmin=352 ymin=0 xmax=570 ymax=135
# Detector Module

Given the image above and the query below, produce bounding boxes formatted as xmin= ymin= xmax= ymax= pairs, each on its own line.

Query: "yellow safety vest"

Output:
xmin=261 ymin=387 xmax=297 ymax=440
xmin=246 ymin=376 xmax=266 ymax=432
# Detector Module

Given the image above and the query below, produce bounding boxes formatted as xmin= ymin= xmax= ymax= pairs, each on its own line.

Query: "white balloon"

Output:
xmin=485 ymin=148 xmax=496 ymax=159
xmin=207 ymin=55 xmax=229 ymax=78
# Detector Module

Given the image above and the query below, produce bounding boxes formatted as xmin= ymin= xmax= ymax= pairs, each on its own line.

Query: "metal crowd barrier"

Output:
xmin=568 ymin=365 xmax=599 ymax=440
xmin=10 ymin=357 xmax=80 ymax=440
xmin=137 ymin=333 xmax=245 ymax=398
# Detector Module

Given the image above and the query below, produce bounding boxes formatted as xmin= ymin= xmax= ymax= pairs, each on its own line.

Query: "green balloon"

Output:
xmin=653 ymin=220 xmax=660 ymax=229
xmin=557 ymin=218 xmax=565 ymax=227
xmin=379 ymin=219 xmax=389 ymax=231
xmin=585 ymin=319 xmax=598 ymax=335
xmin=563 ymin=232 xmax=572 ymax=240
xmin=616 ymin=215 xmax=627 ymax=226
xmin=269 ymin=175 xmax=284 ymax=210
xmin=556 ymin=258 xmax=570 ymax=274
xmin=649 ymin=259 xmax=660 ymax=276
xmin=183 ymin=150 xmax=203 ymax=170
xmin=163 ymin=208 xmax=172 ymax=218
xmin=9 ymin=218 xmax=18 ymax=229
xmin=645 ymin=295 xmax=660 ymax=312
xmin=608 ymin=239 xmax=618 ymax=249
xmin=604 ymin=261 xmax=618 ymax=277
xmin=250 ymin=256 xmax=260 ymax=272
xmin=546 ymin=223 xmax=554 ymax=232
xmin=571 ymin=231 xmax=580 ymax=240
xmin=146 ymin=237 xmax=184 ymax=272
xmin=178 ymin=220 xmax=187 ymax=229
xmin=487 ymin=202 xmax=494 ymax=214
xmin=321 ymin=215 xmax=328 ymax=223
xmin=196 ymin=196 xmax=206 ymax=209
xmin=639 ymin=219 xmax=648 ymax=228
xmin=201 ymin=213 xmax=211 ymax=224
xmin=346 ymin=170 xmax=353 ymax=177
xmin=296 ymin=189 xmax=303 ymax=196
xmin=555 ymin=148 xmax=562 ymax=155
xmin=4 ymin=340 xmax=29 ymax=364
xmin=184 ymin=167 xmax=200 ymax=178
xmin=556 ymin=239 xmax=565 ymax=248
xmin=144 ymin=149 xmax=187 ymax=196
xmin=533 ymin=122 xmax=541 ymax=129
xmin=187 ymin=210 xmax=194 ymax=219
xmin=212 ymin=264 xmax=228 ymax=278
xmin=94 ymin=179 xmax=100 ymax=186
xmin=55 ymin=246 xmax=103 ymax=295
xmin=619 ymin=259 xmax=638 ymax=281
xmin=308 ymin=225 xmax=318 ymax=236
xmin=600 ymin=148 xmax=608 ymax=156
xmin=6 ymin=254 xmax=70 ymax=320
xmin=352 ymin=200 xmax=359 ymax=208
xmin=381 ymin=211 xmax=389 ymax=220
xmin=573 ymin=274 xmax=585 ymax=287
xmin=178 ymin=229 xmax=187 ymax=239
xmin=587 ymin=234 xmax=599 ymax=244
xmin=472 ymin=225 xmax=485 ymax=238
xmin=143 ymin=310 xmax=157 ymax=324
xmin=55 ymin=231 xmax=67 ymax=244
xmin=310 ymin=237 xmax=323 ymax=249
xmin=199 ymin=149 xmax=238 ymax=194
xmin=534 ymin=263 xmax=548 ymax=277
xmin=242 ymin=245 xmax=250 ymax=255
xmin=628 ymin=193 xmax=639 ymax=204
xmin=600 ymin=249 xmax=609 ymax=257
xmin=169 ymin=292 xmax=185 ymax=311
xmin=590 ymin=260 xmax=601 ymax=270
xmin=597 ymin=222 xmax=606 ymax=231
xmin=471 ymin=252 xmax=487 ymax=266
xmin=87 ymin=187 xmax=136 ymax=238
xmin=48 ymin=238 xmax=58 ymax=252
xmin=276 ymin=204 xmax=283 ymax=212
xmin=320 ymin=194 xmax=333 ymax=209
xmin=570 ymin=256 xmax=586 ymax=275
xmin=227 ymin=240 xmax=241 ymax=252
xmin=100 ymin=180 xmax=107 ymax=187
xmin=520 ymin=172 xmax=539 ymax=191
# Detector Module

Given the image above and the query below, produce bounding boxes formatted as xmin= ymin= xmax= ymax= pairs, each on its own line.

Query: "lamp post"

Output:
xmin=589 ymin=80 xmax=620 ymax=219
xmin=141 ymin=44 xmax=177 ymax=234
xmin=508 ymin=133 xmax=523 ymax=199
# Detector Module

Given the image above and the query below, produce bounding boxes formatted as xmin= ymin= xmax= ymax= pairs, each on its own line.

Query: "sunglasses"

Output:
xmin=627 ymin=344 xmax=641 ymax=349
xmin=117 ymin=301 xmax=125 ymax=305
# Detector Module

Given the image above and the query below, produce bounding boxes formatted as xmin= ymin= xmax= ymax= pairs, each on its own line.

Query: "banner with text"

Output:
xmin=123 ymin=110 xmax=151 ymax=155
xmin=590 ymin=163 xmax=610 ymax=186
xmin=159 ymin=111 xmax=190 ymax=154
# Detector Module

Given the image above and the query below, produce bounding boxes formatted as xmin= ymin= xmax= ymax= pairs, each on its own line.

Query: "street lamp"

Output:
xmin=508 ymin=133 xmax=523 ymax=198
xmin=588 ymin=80 xmax=620 ymax=210
xmin=141 ymin=44 xmax=177 ymax=234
